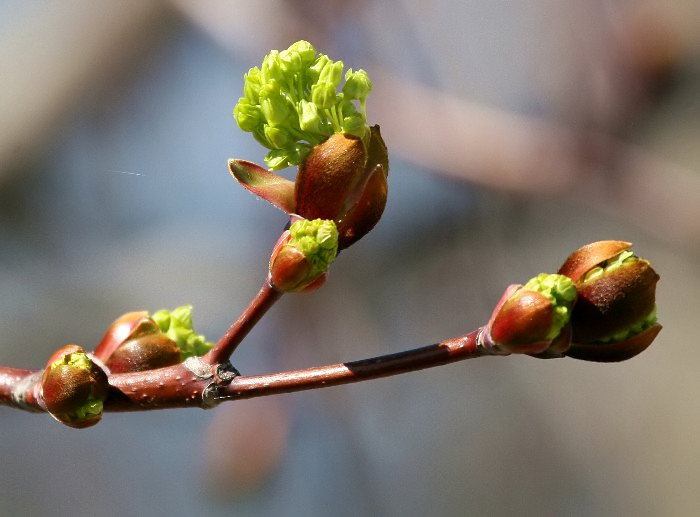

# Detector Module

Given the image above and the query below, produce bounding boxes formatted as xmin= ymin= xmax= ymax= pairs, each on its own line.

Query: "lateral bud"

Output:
xmin=483 ymin=274 xmax=577 ymax=357
xmin=269 ymin=218 xmax=338 ymax=292
xmin=40 ymin=345 xmax=109 ymax=429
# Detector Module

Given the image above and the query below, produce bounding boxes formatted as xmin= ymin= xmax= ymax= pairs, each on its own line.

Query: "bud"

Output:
xmin=151 ymin=305 xmax=214 ymax=359
xmin=285 ymin=40 xmax=316 ymax=69
xmin=233 ymin=41 xmax=376 ymax=171
xmin=298 ymin=99 xmax=322 ymax=134
xmin=105 ymin=333 xmax=181 ymax=373
xmin=343 ymin=69 xmax=372 ymax=101
xmin=242 ymin=67 xmax=262 ymax=103
xmin=41 ymin=345 xmax=109 ymax=429
xmin=259 ymin=84 xmax=291 ymax=128
xmin=311 ymin=80 xmax=337 ymax=109
xmin=94 ymin=307 xmax=212 ymax=372
xmin=261 ymin=50 xmax=283 ymax=84
xmin=295 ymin=126 xmax=388 ymax=248
xmin=233 ymin=101 xmax=262 ymax=132
xmin=93 ymin=311 xmax=159 ymax=361
xmin=484 ymin=274 xmax=577 ymax=356
xmin=263 ymin=124 xmax=293 ymax=149
xmin=230 ymin=41 xmax=388 ymax=247
xmin=269 ymin=218 xmax=338 ymax=292
xmin=558 ymin=241 xmax=661 ymax=362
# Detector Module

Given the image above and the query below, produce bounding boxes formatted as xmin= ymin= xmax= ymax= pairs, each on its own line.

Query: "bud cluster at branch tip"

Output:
xmin=230 ymin=41 xmax=388 ymax=249
xmin=558 ymin=241 xmax=661 ymax=362
xmin=234 ymin=40 xmax=372 ymax=171
xmin=269 ymin=218 xmax=339 ymax=292
xmin=40 ymin=345 xmax=109 ymax=428
xmin=481 ymin=241 xmax=661 ymax=362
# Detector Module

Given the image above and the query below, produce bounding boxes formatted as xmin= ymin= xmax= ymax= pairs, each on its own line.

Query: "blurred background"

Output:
xmin=1 ymin=1 xmax=700 ymax=515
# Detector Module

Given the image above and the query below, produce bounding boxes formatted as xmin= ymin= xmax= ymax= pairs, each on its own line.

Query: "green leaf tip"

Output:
xmin=581 ymin=249 xmax=640 ymax=283
xmin=288 ymin=218 xmax=339 ymax=277
xmin=579 ymin=249 xmax=659 ymax=344
xmin=596 ymin=306 xmax=658 ymax=344
xmin=233 ymin=40 xmax=373 ymax=171
xmin=151 ymin=305 xmax=213 ymax=359
xmin=50 ymin=350 xmax=92 ymax=372
xmin=74 ymin=396 xmax=104 ymax=421
xmin=523 ymin=273 xmax=577 ymax=340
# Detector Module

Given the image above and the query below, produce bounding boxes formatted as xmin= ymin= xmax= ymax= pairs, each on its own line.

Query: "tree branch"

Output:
xmin=0 ymin=328 xmax=490 ymax=414
xmin=219 ymin=330 xmax=484 ymax=401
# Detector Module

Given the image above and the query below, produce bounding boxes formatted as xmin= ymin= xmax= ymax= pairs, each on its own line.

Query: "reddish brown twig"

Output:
xmin=220 ymin=331 xmax=483 ymax=401
xmin=203 ymin=279 xmax=283 ymax=365
xmin=0 ymin=328 xmax=488 ymax=414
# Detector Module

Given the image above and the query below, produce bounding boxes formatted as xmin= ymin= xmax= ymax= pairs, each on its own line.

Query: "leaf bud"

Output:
xmin=94 ymin=307 xmax=212 ymax=372
xmin=269 ymin=218 xmax=338 ymax=292
xmin=295 ymin=125 xmax=388 ymax=248
xmin=484 ymin=274 xmax=577 ymax=356
xmin=93 ymin=311 xmax=158 ymax=363
xmin=151 ymin=305 xmax=214 ymax=359
xmin=105 ymin=333 xmax=181 ymax=373
xmin=41 ymin=345 xmax=109 ymax=429
xmin=558 ymin=241 xmax=661 ymax=361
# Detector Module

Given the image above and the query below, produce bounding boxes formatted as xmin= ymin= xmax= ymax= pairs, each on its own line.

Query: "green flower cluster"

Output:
xmin=523 ymin=273 xmax=577 ymax=341
xmin=233 ymin=40 xmax=373 ymax=170
xmin=151 ymin=305 xmax=213 ymax=359
xmin=288 ymin=218 xmax=339 ymax=278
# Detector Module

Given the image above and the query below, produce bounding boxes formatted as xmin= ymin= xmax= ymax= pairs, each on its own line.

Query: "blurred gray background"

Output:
xmin=2 ymin=1 xmax=700 ymax=515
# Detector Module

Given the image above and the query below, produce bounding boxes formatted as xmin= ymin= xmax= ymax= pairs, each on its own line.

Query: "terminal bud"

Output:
xmin=558 ymin=241 xmax=661 ymax=361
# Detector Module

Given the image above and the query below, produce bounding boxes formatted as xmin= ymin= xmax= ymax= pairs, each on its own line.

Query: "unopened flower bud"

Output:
xmin=298 ymin=100 xmax=322 ymax=133
xmin=261 ymin=50 xmax=283 ymax=84
xmin=259 ymin=85 xmax=291 ymax=127
xmin=242 ymin=68 xmax=262 ymax=103
xmin=484 ymin=274 xmax=577 ymax=356
xmin=41 ymin=345 xmax=109 ymax=429
xmin=269 ymin=218 xmax=338 ymax=292
xmin=343 ymin=69 xmax=372 ymax=101
xmin=233 ymin=101 xmax=262 ymax=132
xmin=264 ymin=124 xmax=293 ymax=149
xmin=312 ymin=81 xmax=337 ymax=109
xmin=558 ymin=241 xmax=661 ymax=362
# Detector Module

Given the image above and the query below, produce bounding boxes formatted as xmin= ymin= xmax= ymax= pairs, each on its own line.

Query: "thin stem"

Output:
xmin=0 ymin=366 xmax=35 ymax=408
xmin=104 ymin=328 xmax=487 ymax=410
xmin=203 ymin=279 xmax=283 ymax=365
xmin=218 ymin=330 xmax=484 ymax=401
